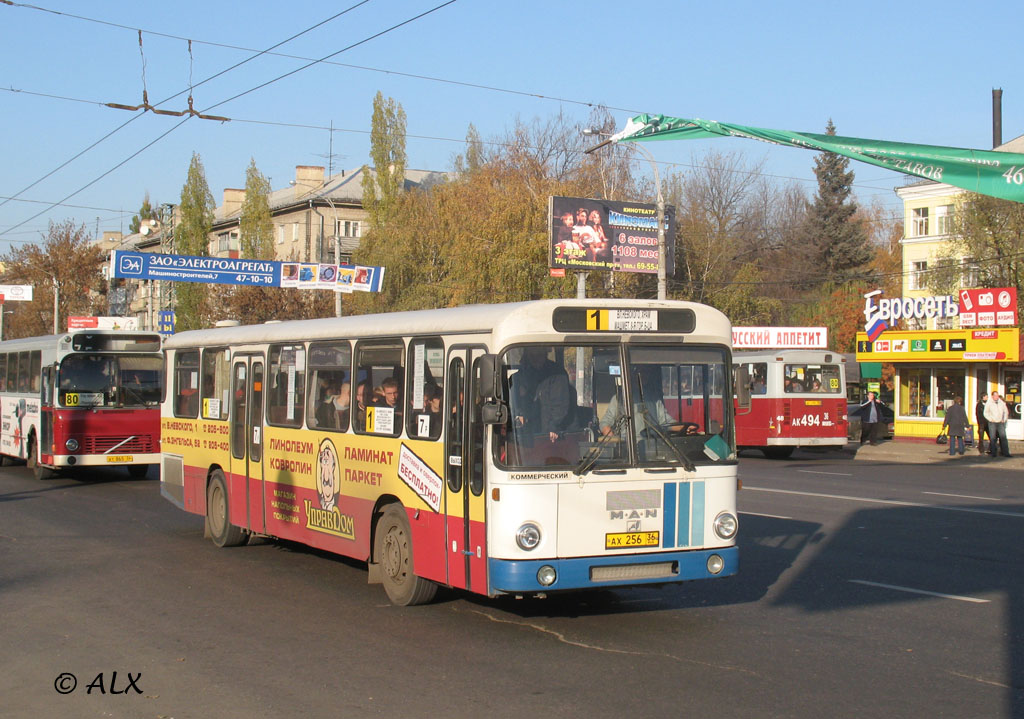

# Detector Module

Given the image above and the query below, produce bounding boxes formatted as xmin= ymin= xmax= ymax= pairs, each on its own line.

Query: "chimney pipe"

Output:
xmin=993 ymin=88 xmax=1003 ymax=149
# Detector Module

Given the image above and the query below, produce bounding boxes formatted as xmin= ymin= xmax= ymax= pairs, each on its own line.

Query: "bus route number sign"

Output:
xmin=587 ymin=309 xmax=658 ymax=332
xmin=605 ymin=531 xmax=660 ymax=550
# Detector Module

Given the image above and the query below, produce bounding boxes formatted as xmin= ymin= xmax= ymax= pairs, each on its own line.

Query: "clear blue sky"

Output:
xmin=1 ymin=0 xmax=1020 ymax=252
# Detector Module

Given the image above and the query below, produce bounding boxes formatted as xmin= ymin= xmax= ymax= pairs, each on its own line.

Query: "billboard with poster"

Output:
xmin=548 ymin=196 xmax=674 ymax=274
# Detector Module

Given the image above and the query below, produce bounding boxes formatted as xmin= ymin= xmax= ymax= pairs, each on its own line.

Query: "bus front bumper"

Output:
xmin=488 ymin=546 xmax=737 ymax=596
xmin=50 ymin=453 xmax=161 ymax=468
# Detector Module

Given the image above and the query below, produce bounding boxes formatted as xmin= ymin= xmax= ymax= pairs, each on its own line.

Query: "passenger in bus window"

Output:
xmin=333 ymin=382 xmax=351 ymax=429
xmin=601 ymin=367 xmax=698 ymax=438
xmin=378 ymin=377 xmax=401 ymax=409
xmin=353 ymin=380 xmax=370 ymax=430
xmin=511 ymin=347 xmax=573 ymax=443
xmin=811 ymin=379 xmax=823 ymax=392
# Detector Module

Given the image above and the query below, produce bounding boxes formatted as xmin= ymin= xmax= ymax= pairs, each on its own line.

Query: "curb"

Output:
xmin=847 ymin=438 xmax=1024 ymax=469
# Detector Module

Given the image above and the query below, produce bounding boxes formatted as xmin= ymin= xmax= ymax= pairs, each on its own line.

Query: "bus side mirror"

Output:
xmin=477 ymin=354 xmax=501 ymax=400
xmin=735 ymin=365 xmax=751 ymax=411
xmin=481 ymin=402 xmax=509 ymax=425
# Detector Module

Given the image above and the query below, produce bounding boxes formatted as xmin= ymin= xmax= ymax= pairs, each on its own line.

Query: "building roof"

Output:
xmin=213 ymin=166 xmax=447 ymax=225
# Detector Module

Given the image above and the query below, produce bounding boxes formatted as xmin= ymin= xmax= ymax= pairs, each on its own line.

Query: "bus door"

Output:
xmin=230 ymin=355 xmax=266 ymax=534
xmin=444 ymin=348 xmax=488 ymax=595
xmin=39 ymin=364 xmax=55 ymax=462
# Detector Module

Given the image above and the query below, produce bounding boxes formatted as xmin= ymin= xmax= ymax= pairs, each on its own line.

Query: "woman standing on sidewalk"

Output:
xmin=942 ymin=396 xmax=969 ymax=457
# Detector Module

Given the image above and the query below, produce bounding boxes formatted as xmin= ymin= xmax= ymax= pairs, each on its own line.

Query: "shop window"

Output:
xmin=935 ymin=369 xmax=966 ymax=417
xmin=900 ymin=368 xmax=931 ymax=418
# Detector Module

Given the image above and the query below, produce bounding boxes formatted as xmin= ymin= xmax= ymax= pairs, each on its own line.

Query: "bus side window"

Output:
xmin=406 ymin=337 xmax=444 ymax=440
xmin=174 ymin=350 xmax=200 ymax=418
xmin=267 ymin=343 xmax=305 ymax=427
xmin=307 ymin=341 xmax=351 ymax=432
xmin=200 ymin=348 xmax=230 ymax=419
xmin=355 ymin=340 xmax=404 ymax=437
xmin=751 ymin=363 xmax=766 ymax=394
xmin=0 ymin=353 xmax=6 ymax=391
xmin=30 ymin=351 xmax=41 ymax=392
xmin=6 ymin=353 xmax=16 ymax=392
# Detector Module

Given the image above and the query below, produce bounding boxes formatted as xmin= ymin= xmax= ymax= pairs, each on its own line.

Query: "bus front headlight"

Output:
xmin=65 ymin=438 xmax=79 ymax=452
xmin=516 ymin=523 xmax=541 ymax=551
xmin=713 ymin=512 xmax=738 ymax=540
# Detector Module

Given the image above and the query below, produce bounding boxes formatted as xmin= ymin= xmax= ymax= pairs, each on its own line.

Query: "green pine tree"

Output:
xmin=802 ymin=119 xmax=871 ymax=284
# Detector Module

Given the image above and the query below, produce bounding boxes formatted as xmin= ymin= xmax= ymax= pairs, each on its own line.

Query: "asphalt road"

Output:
xmin=1 ymin=453 xmax=1021 ymax=719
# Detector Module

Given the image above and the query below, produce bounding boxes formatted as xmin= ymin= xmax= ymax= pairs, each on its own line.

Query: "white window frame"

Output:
xmin=912 ymin=208 xmax=929 ymax=237
xmin=910 ymin=260 xmax=928 ymax=291
xmin=935 ymin=204 xmax=953 ymax=235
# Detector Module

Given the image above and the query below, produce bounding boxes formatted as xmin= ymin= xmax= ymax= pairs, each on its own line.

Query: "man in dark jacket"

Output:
xmin=942 ymin=396 xmax=969 ymax=457
xmin=975 ymin=393 xmax=990 ymax=454
xmin=856 ymin=391 xmax=885 ymax=445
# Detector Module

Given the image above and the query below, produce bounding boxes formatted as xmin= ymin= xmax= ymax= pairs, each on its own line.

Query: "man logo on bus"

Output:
xmin=316 ymin=439 xmax=340 ymax=512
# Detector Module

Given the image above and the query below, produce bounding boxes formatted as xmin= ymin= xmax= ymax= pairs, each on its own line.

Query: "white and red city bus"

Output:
xmin=0 ymin=330 xmax=163 ymax=478
xmin=734 ymin=349 xmax=848 ymax=458
xmin=160 ymin=300 xmax=742 ymax=605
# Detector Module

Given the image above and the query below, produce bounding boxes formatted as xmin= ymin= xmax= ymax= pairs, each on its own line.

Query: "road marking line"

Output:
xmin=849 ymin=579 xmax=990 ymax=604
xmin=743 ymin=486 xmax=1024 ymax=518
xmin=922 ymin=491 xmax=1000 ymax=502
xmin=739 ymin=511 xmax=792 ymax=520
xmin=797 ymin=470 xmax=852 ymax=476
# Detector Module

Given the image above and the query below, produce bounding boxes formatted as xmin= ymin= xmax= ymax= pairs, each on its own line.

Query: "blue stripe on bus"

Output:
xmin=663 ymin=482 xmax=677 ymax=548
xmin=677 ymin=482 xmax=690 ymax=547
xmin=690 ymin=481 xmax=705 ymax=546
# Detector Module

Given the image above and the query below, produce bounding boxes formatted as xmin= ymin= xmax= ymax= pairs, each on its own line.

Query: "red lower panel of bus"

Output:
xmin=736 ymin=397 xmax=847 ymax=446
xmin=46 ymin=408 xmax=159 ymax=463
xmin=182 ymin=466 xmax=479 ymax=590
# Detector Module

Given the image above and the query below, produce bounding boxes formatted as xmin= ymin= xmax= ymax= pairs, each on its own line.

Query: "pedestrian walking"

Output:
xmin=941 ymin=396 xmax=969 ymax=457
xmin=975 ymin=392 xmax=990 ymax=454
xmin=983 ymin=391 xmax=1012 ymax=458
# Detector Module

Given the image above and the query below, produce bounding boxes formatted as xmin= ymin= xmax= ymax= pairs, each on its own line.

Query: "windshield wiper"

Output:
xmin=636 ymin=403 xmax=696 ymax=472
xmin=574 ymin=412 xmax=630 ymax=477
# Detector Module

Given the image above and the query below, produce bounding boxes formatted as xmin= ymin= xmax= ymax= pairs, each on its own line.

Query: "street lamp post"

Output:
xmin=583 ymin=129 xmax=667 ymax=300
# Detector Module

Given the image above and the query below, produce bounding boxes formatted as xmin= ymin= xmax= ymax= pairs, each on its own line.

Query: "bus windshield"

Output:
xmin=499 ymin=343 xmax=732 ymax=471
xmin=58 ymin=355 xmax=163 ymax=408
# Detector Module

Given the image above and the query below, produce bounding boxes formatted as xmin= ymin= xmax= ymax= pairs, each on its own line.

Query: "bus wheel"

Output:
xmin=27 ymin=437 xmax=55 ymax=480
xmin=376 ymin=504 xmax=437 ymax=606
xmin=206 ymin=470 xmax=246 ymax=548
xmin=763 ymin=447 xmax=794 ymax=460
xmin=127 ymin=464 xmax=149 ymax=479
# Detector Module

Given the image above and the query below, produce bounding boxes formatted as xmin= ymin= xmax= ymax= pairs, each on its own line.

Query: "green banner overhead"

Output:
xmin=608 ymin=115 xmax=1024 ymax=203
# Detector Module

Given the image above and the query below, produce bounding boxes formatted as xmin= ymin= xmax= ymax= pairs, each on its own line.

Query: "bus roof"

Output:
xmin=162 ymin=299 xmax=733 ymax=350
xmin=0 ymin=329 xmax=162 ymax=351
